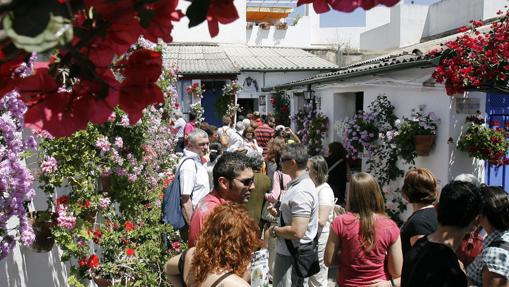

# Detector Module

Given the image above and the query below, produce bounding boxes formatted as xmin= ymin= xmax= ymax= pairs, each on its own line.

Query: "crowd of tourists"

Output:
xmin=163 ymin=112 xmax=509 ymax=287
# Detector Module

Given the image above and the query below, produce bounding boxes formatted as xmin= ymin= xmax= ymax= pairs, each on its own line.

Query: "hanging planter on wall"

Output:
xmin=414 ymin=134 xmax=436 ymax=156
xmin=29 ymin=211 xmax=56 ymax=252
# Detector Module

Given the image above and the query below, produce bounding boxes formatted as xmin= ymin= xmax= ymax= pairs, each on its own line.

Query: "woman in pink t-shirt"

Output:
xmin=324 ymin=172 xmax=403 ymax=287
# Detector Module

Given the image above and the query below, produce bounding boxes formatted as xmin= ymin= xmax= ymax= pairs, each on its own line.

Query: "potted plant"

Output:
xmin=393 ymin=107 xmax=440 ymax=164
xmin=275 ymin=22 xmax=288 ymax=30
xmin=458 ymin=115 xmax=509 ymax=165
xmin=28 ymin=210 xmax=57 ymax=252
xmin=259 ymin=22 xmax=271 ymax=30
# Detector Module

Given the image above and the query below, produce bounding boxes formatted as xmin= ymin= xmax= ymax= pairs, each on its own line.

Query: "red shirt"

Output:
xmin=331 ymin=212 xmax=399 ymax=287
xmin=255 ymin=124 xmax=274 ymax=157
xmin=188 ymin=190 xmax=228 ymax=247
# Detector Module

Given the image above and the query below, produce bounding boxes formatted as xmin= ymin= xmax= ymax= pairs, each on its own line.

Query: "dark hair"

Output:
xmin=480 ymin=186 xmax=509 ymax=230
xmin=204 ymin=125 xmax=218 ymax=137
xmin=402 ymin=168 xmax=438 ymax=204
xmin=328 ymin=142 xmax=347 ymax=159
xmin=437 ymin=181 xmax=482 ymax=228
xmin=265 ymin=115 xmax=275 ymax=124
xmin=280 ymin=143 xmax=308 ymax=170
xmin=213 ymin=152 xmax=252 ymax=190
xmin=249 ymin=154 xmax=264 ymax=171
xmin=189 ymin=112 xmax=197 ymax=121
xmin=209 ymin=142 xmax=223 ymax=163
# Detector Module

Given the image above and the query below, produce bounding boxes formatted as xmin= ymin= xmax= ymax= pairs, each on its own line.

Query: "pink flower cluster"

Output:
xmin=41 ymin=156 xmax=58 ymax=174
xmin=56 ymin=203 xmax=76 ymax=230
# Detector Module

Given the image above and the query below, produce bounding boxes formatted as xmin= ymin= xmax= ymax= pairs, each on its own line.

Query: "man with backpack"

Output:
xmin=188 ymin=152 xmax=255 ymax=247
xmin=179 ymin=129 xmax=210 ymax=232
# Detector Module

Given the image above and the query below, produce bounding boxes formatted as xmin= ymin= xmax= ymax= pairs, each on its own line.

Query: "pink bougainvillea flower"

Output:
xmin=117 ymin=49 xmax=164 ymax=124
xmin=206 ymin=0 xmax=239 ymax=37
xmin=141 ymin=0 xmax=184 ymax=43
xmin=298 ymin=0 xmax=401 ymax=13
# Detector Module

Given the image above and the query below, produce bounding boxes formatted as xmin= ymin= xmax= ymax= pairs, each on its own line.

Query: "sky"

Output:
xmin=287 ymin=0 xmax=443 ymax=27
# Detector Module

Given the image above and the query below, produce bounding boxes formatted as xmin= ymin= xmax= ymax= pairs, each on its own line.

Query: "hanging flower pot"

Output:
xmin=414 ymin=135 xmax=436 ymax=156
xmin=29 ymin=211 xmax=56 ymax=252
xmin=94 ymin=276 xmax=132 ymax=287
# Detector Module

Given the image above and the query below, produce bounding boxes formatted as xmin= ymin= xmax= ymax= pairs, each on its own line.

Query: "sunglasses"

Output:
xmin=233 ymin=177 xmax=255 ymax=187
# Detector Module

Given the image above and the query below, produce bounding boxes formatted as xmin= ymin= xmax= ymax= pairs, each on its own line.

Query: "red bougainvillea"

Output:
xmin=431 ymin=10 xmax=509 ymax=95
xmin=297 ymin=0 xmax=400 ymax=13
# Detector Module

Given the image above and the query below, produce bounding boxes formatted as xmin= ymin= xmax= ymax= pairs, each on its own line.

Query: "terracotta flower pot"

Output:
xmin=414 ymin=134 xmax=436 ymax=156
xmin=94 ymin=276 xmax=131 ymax=287
xmin=29 ymin=212 xmax=56 ymax=252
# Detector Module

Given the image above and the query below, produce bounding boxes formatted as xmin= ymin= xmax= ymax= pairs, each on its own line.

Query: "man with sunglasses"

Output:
xmin=268 ymin=143 xmax=319 ymax=287
xmin=188 ymin=152 xmax=256 ymax=247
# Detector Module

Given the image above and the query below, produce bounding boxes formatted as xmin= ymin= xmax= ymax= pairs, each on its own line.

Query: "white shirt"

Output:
xmin=179 ymin=149 xmax=210 ymax=208
xmin=316 ymin=183 xmax=335 ymax=234
xmin=174 ymin=118 xmax=186 ymax=139
xmin=226 ymin=130 xmax=245 ymax=152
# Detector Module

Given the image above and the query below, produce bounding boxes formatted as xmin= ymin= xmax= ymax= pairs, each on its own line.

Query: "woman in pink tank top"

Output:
xmin=324 ymin=172 xmax=403 ymax=287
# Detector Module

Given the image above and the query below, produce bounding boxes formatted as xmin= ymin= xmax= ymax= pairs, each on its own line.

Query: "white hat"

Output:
xmin=275 ymin=125 xmax=285 ymax=132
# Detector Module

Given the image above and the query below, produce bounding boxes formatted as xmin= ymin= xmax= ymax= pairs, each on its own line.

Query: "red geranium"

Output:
xmin=87 ymin=254 xmax=100 ymax=269
xmin=125 ymin=248 xmax=136 ymax=256
xmin=56 ymin=195 xmax=70 ymax=206
xmin=206 ymin=0 xmax=239 ymax=37
xmin=124 ymin=221 xmax=135 ymax=232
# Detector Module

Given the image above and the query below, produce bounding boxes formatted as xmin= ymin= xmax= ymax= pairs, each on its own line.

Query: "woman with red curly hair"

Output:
xmin=165 ymin=202 xmax=261 ymax=287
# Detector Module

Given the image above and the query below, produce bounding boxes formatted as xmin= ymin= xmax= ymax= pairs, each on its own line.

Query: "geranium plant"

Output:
xmin=271 ymin=91 xmax=291 ymax=126
xmin=458 ymin=114 xmax=509 ymax=165
xmin=35 ymin=63 xmax=183 ymax=286
xmin=393 ymin=107 xmax=440 ymax=164
xmin=430 ymin=9 xmax=509 ymax=95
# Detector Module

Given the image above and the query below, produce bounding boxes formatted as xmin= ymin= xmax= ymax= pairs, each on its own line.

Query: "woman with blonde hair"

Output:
xmin=324 ymin=172 xmax=402 ymax=287
xmin=165 ymin=203 xmax=261 ymax=287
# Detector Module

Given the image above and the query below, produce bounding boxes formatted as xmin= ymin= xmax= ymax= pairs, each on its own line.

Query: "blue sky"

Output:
xmin=288 ymin=0 xmax=443 ymax=27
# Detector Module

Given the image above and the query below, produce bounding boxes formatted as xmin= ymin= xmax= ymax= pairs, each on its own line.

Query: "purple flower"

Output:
xmin=99 ymin=197 xmax=111 ymax=210
xmin=114 ymin=137 xmax=123 ymax=149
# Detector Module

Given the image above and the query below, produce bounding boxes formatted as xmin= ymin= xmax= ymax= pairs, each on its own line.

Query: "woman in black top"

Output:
xmin=400 ymin=168 xmax=439 ymax=255
xmin=325 ymin=142 xmax=349 ymax=205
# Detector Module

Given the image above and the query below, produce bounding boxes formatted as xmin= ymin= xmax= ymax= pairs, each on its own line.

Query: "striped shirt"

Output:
xmin=255 ymin=124 xmax=274 ymax=157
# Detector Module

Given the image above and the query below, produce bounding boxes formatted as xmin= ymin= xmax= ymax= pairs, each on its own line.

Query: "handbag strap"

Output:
xmin=328 ymin=159 xmax=343 ymax=173
xmin=277 ymin=171 xmax=284 ymax=202
xmin=210 ymin=271 xmax=234 ymax=287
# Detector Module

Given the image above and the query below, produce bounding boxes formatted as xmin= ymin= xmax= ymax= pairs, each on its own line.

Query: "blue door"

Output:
xmin=485 ymin=92 xmax=509 ymax=190
xmin=201 ymin=81 xmax=225 ymax=127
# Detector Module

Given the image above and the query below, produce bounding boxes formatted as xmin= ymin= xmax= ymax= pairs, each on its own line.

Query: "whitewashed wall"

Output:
xmin=423 ymin=0 xmax=506 ymax=38
xmin=294 ymin=67 xmax=483 ymax=188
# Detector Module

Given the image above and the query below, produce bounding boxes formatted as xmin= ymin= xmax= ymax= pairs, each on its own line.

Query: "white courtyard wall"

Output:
xmin=295 ymin=67 xmax=483 ymax=188
xmin=423 ymin=0 xmax=505 ymax=38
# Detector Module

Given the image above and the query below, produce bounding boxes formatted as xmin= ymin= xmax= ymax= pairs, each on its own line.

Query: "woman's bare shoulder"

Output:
xmin=219 ymin=274 xmax=250 ymax=287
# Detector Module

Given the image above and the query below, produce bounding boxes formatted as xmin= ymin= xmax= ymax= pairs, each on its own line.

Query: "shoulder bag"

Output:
xmin=280 ymin=211 xmax=320 ymax=278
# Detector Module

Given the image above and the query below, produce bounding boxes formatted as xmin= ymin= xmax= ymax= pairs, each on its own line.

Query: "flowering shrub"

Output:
xmin=342 ymin=111 xmax=378 ymax=160
xmin=215 ymin=81 xmax=242 ymax=120
xmin=292 ymin=104 xmax=329 ymax=155
xmin=186 ymin=83 xmax=203 ymax=98
xmin=271 ymin=91 xmax=291 ymax=126
xmin=296 ymin=0 xmax=399 ymax=14
xmin=458 ymin=115 xmax=509 ymax=165
xmin=431 ymin=9 xmax=509 ymax=95
xmin=35 ymin=65 xmax=183 ymax=286
xmin=0 ymin=91 xmax=37 ymax=260
xmin=393 ymin=107 xmax=440 ymax=164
